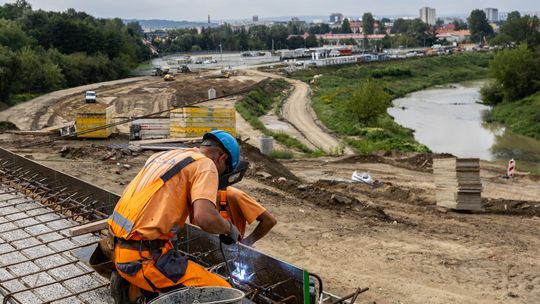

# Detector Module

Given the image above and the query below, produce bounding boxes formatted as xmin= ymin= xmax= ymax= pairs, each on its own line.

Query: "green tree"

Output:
xmin=0 ymin=19 xmax=33 ymax=50
xmin=341 ymin=19 xmax=352 ymax=34
xmin=0 ymin=0 xmax=31 ymax=20
xmin=362 ymin=13 xmax=375 ymax=34
xmin=498 ymin=14 xmax=540 ymax=47
xmin=489 ymin=45 xmax=540 ymax=101
xmin=305 ymin=34 xmax=318 ymax=47
xmin=0 ymin=45 xmax=19 ymax=102
xmin=347 ymin=79 xmax=391 ymax=124
xmin=452 ymin=19 xmax=467 ymax=30
xmin=468 ymin=9 xmax=494 ymax=43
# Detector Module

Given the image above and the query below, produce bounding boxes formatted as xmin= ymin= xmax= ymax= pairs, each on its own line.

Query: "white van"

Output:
xmin=85 ymin=91 xmax=97 ymax=103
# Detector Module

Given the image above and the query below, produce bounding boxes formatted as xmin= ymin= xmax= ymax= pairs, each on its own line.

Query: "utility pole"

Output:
xmin=219 ymin=43 xmax=223 ymax=69
xmin=272 ymin=39 xmax=274 ymax=53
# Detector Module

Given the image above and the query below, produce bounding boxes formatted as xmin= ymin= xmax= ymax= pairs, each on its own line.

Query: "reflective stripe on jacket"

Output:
xmin=108 ymin=152 xmax=204 ymax=240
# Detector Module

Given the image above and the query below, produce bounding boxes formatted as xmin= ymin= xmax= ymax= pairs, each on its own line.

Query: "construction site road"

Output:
xmin=247 ymin=70 xmax=354 ymax=155
xmin=0 ymin=77 xmax=151 ymax=130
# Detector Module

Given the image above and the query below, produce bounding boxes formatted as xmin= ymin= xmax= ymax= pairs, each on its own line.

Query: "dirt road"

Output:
xmin=247 ymin=70 xmax=353 ymax=154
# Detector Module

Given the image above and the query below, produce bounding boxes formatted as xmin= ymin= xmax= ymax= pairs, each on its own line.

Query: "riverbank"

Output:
xmin=292 ymin=52 xmax=493 ymax=154
xmin=488 ymin=91 xmax=540 ymax=140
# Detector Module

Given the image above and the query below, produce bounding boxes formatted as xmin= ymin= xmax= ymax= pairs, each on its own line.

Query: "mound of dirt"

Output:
xmin=59 ymin=145 xmax=107 ymax=159
xmin=256 ymin=176 xmax=391 ymax=221
xmin=483 ymin=198 xmax=540 ymax=217
xmin=315 ymin=179 xmax=432 ymax=206
xmin=241 ymin=142 xmax=300 ymax=181
xmin=335 ymin=153 xmax=455 ymax=173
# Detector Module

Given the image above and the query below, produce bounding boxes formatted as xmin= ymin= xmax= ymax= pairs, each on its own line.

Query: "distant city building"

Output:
xmin=208 ymin=14 xmax=211 ymax=24
xmin=484 ymin=8 xmax=499 ymax=22
xmin=312 ymin=19 xmax=324 ymax=24
xmin=419 ymin=7 xmax=436 ymax=25
xmin=330 ymin=13 xmax=344 ymax=23
xmin=253 ymin=15 xmax=259 ymax=22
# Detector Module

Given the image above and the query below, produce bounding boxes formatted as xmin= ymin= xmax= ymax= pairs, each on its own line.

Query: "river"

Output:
xmin=388 ymin=81 xmax=540 ymax=174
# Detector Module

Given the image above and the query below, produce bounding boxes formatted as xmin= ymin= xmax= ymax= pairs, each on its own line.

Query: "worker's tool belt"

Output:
xmin=116 ymin=238 xmax=167 ymax=251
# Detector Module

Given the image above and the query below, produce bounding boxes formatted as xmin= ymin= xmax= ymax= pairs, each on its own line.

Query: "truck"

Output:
xmin=84 ymin=91 xmax=97 ymax=103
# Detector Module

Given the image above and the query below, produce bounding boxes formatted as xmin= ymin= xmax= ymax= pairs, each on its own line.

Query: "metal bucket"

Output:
xmin=149 ymin=286 xmax=245 ymax=304
xmin=259 ymin=136 xmax=273 ymax=155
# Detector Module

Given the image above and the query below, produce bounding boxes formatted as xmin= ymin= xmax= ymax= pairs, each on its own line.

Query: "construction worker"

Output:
xmin=107 ymin=130 xmax=242 ymax=303
xmin=215 ymin=187 xmax=276 ymax=247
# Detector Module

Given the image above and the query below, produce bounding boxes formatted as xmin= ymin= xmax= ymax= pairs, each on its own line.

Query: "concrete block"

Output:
xmin=35 ymin=213 xmax=61 ymax=222
xmin=7 ymin=261 xmax=40 ymax=276
xmin=0 ymin=206 xmax=20 ymax=216
xmin=76 ymin=287 xmax=111 ymax=304
xmin=47 ymin=218 xmax=75 ymax=231
xmin=0 ymin=243 xmax=15 ymax=254
xmin=1 ymin=229 xmax=30 ymax=242
xmin=0 ymin=278 xmax=25 ymax=292
xmin=34 ymin=283 xmax=71 ymax=302
xmin=21 ymin=272 xmax=56 ymax=287
xmin=35 ymin=254 xmax=69 ymax=269
xmin=13 ymin=218 xmax=40 ymax=227
xmin=55 ymin=297 xmax=84 ymax=304
xmin=21 ymin=245 xmax=55 ymax=259
xmin=48 ymin=239 xmax=77 ymax=252
xmin=72 ymin=234 xmax=101 ymax=245
xmin=0 ymin=251 xmax=27 ymax=266
xmin=11 ymin=237 xmax=40 ymax=249
xmin=1 ymin=291 xmax=43 ymax=304
xmin=0 ymin=222 xmax=18 ymax=232
xmin=0 ymin=268 xmax=13 ymax=280
xmin=24 ymin=207 xmax=49 ymax=217
xmin=64 ymin=274 xmax=104 ymax=291
xmin=37 ymin=231 xmax=64 ymax=243
xmin=47 ymin=264 xmax=84 ymax=278
xmin=24 ymin=224 xmax=52 ymax=235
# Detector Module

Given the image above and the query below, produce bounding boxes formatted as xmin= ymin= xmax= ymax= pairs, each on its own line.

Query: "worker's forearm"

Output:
xmin=200 ymin=214 xmax=230 ymax=234
xmin=243 ymin=213 xmax=276 ymax=246
xmin=193 ymin=199 xmax=231 ymax=234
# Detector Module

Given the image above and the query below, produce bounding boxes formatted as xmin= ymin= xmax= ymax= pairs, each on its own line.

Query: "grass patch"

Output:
xmin=7 ymin=93 xmax=41 ymax=107
xmin=235 ymin=79 xmax=316 ymax=155
xmin=490 ymin=91 xmax=540 ymax=140
xmin=291 ymin=53 xmax=492 ymax=153
xmin=269 ymin=149 xmax=294 ymax=159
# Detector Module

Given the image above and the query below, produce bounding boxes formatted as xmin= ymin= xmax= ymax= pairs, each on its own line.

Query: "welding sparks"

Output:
xmin=232 ymin=262 xmax=254 ymax=282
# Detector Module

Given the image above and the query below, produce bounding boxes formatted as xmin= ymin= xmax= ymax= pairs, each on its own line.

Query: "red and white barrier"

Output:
xmin=507 ymin=159 xmax=516 ymax=178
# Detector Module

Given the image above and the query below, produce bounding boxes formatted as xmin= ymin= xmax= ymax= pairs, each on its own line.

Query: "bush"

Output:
xmin=347 ymin=79 xmax=391 ymax=124
xmin=480 ymin=81 xmax=504 ymax=105
xmin=489 ymin=45 xmax=540 ymax=101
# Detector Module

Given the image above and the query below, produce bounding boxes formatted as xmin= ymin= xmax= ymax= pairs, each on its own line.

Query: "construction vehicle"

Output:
xmin=152 ymin=66 xmax=170 ymax=76
xmin=164 ymin=74 xmax=175 ymax=81
xmin=177 ymin=64 xmax=191 ymax=73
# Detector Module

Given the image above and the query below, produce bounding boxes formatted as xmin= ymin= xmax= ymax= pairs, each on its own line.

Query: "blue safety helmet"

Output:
xmin=202 ymin=130 xmax=240 ymax=173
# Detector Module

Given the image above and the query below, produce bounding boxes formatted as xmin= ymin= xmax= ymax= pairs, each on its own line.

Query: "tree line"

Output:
xmin=0 ymin=0 xmax=151 ymax=105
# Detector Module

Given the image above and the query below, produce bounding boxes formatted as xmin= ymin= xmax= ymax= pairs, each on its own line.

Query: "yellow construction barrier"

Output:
xmin=76 ymin=104 xmax=113 ymax=138
xmin=170 ymin=107 xmax=236 ymax=138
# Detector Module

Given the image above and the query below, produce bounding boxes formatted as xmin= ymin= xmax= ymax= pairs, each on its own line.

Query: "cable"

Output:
xmin=309 ymin=272 xmax=324 ymax=304
xmin=219 ymin=240 xmax=233 ymax=285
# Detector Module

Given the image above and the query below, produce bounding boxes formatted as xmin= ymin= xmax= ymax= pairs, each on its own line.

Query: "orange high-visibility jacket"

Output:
xmin=108 ymin=149 xmax=216 ymax=241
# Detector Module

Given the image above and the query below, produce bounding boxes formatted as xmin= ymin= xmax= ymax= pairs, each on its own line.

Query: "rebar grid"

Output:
xmin=0 ymin=160 xmax=110 ymax=304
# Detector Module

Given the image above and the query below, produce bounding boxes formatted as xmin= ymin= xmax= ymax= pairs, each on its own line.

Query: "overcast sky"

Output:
xmin=2 ymin=0 xmax=539 ymax=20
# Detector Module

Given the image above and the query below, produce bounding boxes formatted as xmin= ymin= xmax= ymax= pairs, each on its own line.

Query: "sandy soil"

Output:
xmin=1 ymin=72 xmax=539 ymax=304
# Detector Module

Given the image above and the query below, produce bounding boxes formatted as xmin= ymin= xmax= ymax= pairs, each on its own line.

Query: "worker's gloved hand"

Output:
xmin=219 ymin=222 xmax=242 ymax=245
